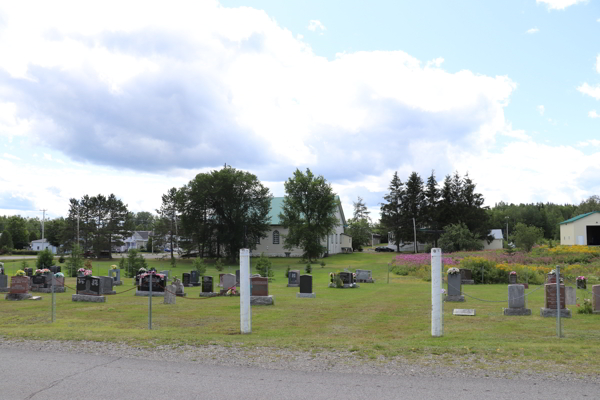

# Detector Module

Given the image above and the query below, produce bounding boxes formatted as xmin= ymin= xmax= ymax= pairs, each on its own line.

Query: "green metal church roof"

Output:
xmin=559 ymin=211 xmax=600 ymax=225
xmin=267 ymin=196 xmax=343 ymax=226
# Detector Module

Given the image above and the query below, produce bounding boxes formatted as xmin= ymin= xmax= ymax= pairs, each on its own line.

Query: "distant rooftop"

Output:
xmin=559 ymin=211 xmax=600 ymax=225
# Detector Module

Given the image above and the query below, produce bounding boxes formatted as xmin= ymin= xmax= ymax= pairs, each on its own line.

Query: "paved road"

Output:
xmin=0 ymin=348 xmax=596 ymax=400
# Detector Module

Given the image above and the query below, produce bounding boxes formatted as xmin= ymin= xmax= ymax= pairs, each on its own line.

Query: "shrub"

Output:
xmin=58 ymin=255 xmax=65 ymax=263
xmin=438 ymin=223 xmax=484 ymax=253
xmin=305 ymin=264 xmax=312 ymax=273
xmin=125 ymin=249 xmax=148 ymax=277
xmin=36 ymin=249 xmax=54 ymax=269
xmin=193 ymin=258 xmax=206 ymax=275
xmin=66 ymin=244 xmax=84 ymax=277
xmin=285 ymin=266 xmax=290 ymax=278
xmin=215 ymin=259 xmax=224 ymax=272
xmin=255 ymin=253 xmax=274 ymax=279
xmin=578 ymin=299 xmax=593 ymax=314
xmin=320 ymin=261 xmax=326 ymax=268
xmin=513 ymin=223 xmax=544 ymax=252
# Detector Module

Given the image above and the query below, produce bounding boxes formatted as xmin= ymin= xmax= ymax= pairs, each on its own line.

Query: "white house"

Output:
xmin=115 ymin=231 xmax=153 ymax=252
xmin=253 ymin=197 xmax=352 ymax=257
xmin=481 ymin=229 xmax=504 ymax=250
xmin=559 ymin=211 xmax=600 ymax=246
xmin=30 ymin=239 xmax=58 ymax=254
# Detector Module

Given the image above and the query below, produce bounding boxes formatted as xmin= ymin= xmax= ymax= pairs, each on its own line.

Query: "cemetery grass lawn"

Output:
xmin=2 ymin=253 xmax=600 ymax=375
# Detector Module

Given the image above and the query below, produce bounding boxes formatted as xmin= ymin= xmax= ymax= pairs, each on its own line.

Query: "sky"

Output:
xmin=0 ymin=0 xmax=599 ymax=222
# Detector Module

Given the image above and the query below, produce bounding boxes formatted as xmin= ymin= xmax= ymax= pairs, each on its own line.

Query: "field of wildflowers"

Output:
xmin=391 ymin=245 xmax=600 ymax=285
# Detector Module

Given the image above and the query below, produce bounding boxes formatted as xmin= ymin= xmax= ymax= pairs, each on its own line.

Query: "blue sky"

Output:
xmin=0 ymin=0 xmax=599 ymax=220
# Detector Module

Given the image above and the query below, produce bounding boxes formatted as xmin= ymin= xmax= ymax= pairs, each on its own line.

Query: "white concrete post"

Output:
xmin=240 ymin=248 xmax=251 ymax=334
xmin=431 ymin=248 xmax=443 ymax=337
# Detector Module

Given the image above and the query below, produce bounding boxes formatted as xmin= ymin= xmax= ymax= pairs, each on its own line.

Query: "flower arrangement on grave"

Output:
xmin=549 ymin=269 xmax=556 ymax=275
xmin=111 ymin=265 xmax=118 ymax=270
xmin=35 ymin=269 xmax=43 ymax=275
xmin=226 ymin=287 xmax=237 ymax=296
xmin=576 ymin=276 xmax=586 ymax=282
xmin=138 ymin=267 xmax=147 ymax=274
xmin=41 ymin=268 xmax=50 ymax=274
xmin=55 ymin=272 xmax=64 ymax=277
xmin=15 ymin=270 xmax=25 ymax=276
xmin=577 ymin=299 xmax=593 ymax=314
xmin=352 ymin=273 xmax=356 ymax=279
xmin=447 ymin=267 xmax=460 ymax=275
xmin=78 ymin=268 xmax=86 ymax=273
xmin=83 ymin=269 xmax=92 ymax=276
xmin=509 ymin=271 xmax=517 ymax=275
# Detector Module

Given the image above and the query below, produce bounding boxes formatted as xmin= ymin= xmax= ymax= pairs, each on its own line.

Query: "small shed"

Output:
xmin=481 ymin=229 xmax=504 ymax=250
xmin=559 ymin=211 xmax=600 ymax=246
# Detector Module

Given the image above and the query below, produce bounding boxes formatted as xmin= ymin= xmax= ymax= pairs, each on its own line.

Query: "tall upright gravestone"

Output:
xmin=503 ymin=284 xmax=531 ymax=315
xmin=297 ymin=275 xmax=315 ymax=298
xmin=540 ymin=283 xmax=571 ymax=318
xmin=446 ymin=272 xmax=464 ymax=302
xmin=287 ymin=270 xmax=300 ymax=287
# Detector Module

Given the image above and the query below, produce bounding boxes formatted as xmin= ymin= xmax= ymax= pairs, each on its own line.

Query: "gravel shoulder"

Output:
xmin=0 ymin=338 xmax=597 ymax=384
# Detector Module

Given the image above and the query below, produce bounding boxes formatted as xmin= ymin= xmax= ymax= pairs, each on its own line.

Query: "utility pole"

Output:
xmin=40 ymin=209 xmax=47 ymax=242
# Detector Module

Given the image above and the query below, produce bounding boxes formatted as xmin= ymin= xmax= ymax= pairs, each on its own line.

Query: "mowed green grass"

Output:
xmin=2 ymin=252 xmax=600 ymax=373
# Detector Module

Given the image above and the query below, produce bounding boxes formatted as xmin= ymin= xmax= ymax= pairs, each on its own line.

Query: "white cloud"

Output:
xmin=536 ymin=0 xmax=586 ymax=10
xmin=589 ymin=110 xmax=600 ymax=118
xmin=597 ymin=54 xmax=600 ymax=73
xmin=577 ymin=139 xmax=600 ymax=147
xmin=426 ymin=57 xmax=444 ymax=68
xmin=3 ymin=0 xmax=591 ymax=218
xmin=2 ymin=153 xmax=20 ymax=160
xmin=526 ymin=28 xmax=539 ymax=34
xmin=537 ymin=105 xmax=545 ymax=115
xmin=577 ymin=83 xmax=600 ymax=100
xmin=307 ymin=20 xmax=326 ymax=32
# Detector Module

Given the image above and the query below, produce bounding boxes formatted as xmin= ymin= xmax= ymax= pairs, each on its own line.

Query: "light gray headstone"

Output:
xmin=222 ymin=273 xmax=236 ymax=290
xmin=447 ymin=274 xmax=462 ymax=296
xmin=164 ymin=284 xmax=176 ymax=304
xmin=355 ymin=269 xmax=371 ymax=281
xmin=565 ymin=286 xmax=576 ymax=305
xmin=508 ymin=284 xmax=525 ymax=309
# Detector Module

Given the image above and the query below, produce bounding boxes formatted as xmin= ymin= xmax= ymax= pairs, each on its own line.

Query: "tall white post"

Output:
xmin=240 ymin=248 xmax=251 ymax=334
xmin=431 ymin=248 xmax=443 ymax=337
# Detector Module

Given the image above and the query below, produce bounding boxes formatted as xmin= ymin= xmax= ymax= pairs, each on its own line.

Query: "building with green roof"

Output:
xmin=253 ymin=197 xmax=352 ymax=257
xmin=559 ymin=211 xmax=600 ymax=246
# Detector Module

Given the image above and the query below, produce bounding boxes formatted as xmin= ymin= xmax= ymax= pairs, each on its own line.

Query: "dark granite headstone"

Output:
xmin=300 ymin=275 xmax=312 ymax=294
xmin=288 ymin=270 xmax=300 ymax=287
xmin=190 ymin=271 xmax=200 ymax=285
xmin=577 ymin=279 xmax=586 ymax=289
xmin=182 ymin=273 xmax=191 ymax=286
xmin=139 ymin=274 xmax=166 ymax=292
xmin=24 ymin=268 xmax=33 ymax=277
xmin=10 ymin=276 xmax=29 ymax=294
xmin=447 ymin=273 xmax=462 ymax=296
xmin=236 ymin=270 xmax=240 ymax=287
xmin=76 ymin=276 xmax=103 ymax=296
xmin=32 ymin=275 xmax=46 ymax=288
xmin=509 ymin=274 xmax=517 ymax=285
xmin=339 ymin=272 xmax=352 ymax=285
xmin=251 ymin=277 xmax=268 ymax=296
xmin=49 ymin=266 xmax=61 ymax=274
xmin=0 ymin=275 xmax=7 ymax=290
xmin=202 ymin=276 xmax=213 ymax=293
